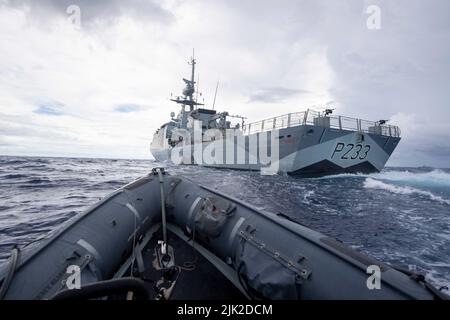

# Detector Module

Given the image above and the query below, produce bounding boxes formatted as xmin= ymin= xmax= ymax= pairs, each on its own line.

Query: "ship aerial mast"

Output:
xmin=170 ymin=50 xmax=204 ymax=111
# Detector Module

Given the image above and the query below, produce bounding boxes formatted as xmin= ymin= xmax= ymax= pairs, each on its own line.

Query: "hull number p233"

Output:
xmin=332 ymin=143 xmax=371 ymax=160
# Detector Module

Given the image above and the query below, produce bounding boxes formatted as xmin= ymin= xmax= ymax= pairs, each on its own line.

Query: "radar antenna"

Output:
xmin=170 ymin=50 xmax=204 ymax=111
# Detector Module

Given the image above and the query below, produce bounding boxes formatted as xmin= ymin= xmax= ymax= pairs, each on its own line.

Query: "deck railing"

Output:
xmin=242 ymin=109 xmax=401 ymax=137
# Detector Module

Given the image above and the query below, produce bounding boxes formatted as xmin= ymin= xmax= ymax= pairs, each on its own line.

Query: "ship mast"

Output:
xmin=170 ymin=51 xmax=203 ymax=112
xmin=190 ymin=52 xmax=195 ymax=91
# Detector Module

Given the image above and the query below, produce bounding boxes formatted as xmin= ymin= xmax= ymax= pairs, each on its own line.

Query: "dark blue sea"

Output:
xmin=0 ymin=155 xmax=449 ymax=292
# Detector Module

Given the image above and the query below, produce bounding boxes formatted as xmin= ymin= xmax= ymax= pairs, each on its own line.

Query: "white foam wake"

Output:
xmin=322 ymin=169 xmax=450 ymax=186
xmin=370 ymin=169 xmax=450 ymax=188
xmin=363 ymin=178 xmax=450 ymax=205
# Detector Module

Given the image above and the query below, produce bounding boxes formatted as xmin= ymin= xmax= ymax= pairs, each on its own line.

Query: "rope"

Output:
xmin=0 ymin=247 xmax=19 ymax=299
xmin=178 ymin=216 xmax=198 ymax=271
xmin=129 ymin=204 xmax=138 ymax=277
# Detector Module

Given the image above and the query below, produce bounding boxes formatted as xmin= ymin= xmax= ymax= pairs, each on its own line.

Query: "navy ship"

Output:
xmin=150 ymin=56 xmax=401 ymax=176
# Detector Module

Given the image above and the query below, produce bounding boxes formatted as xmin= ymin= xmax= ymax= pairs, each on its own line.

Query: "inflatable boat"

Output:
xmin=0 ymin=168 xmax=448 ymax=300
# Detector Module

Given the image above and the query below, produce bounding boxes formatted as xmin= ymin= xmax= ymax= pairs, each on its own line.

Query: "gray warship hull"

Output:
xmin=151 ymin=111 xmax=401 ymax=177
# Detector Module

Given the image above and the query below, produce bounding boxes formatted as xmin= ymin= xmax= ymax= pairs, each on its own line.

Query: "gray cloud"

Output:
xmin=2 ymin=0 xmax=174 ymax=26
xmin=1 ymin=0 xmax=450 ymax=165
xmin=31 ymin=99 xmax=65 ymax=116
xmin=417 ymin=145 xmax=450 ymax=159
xmin=33 ymin=106 xmax=63 ymax=116
xmin=0 ymin=119 xmax=78 ymax=141
xmin=248 ymin=87 xmax=308 ymax=104
xmin=114 ymin=104 xmax=141 ymax=113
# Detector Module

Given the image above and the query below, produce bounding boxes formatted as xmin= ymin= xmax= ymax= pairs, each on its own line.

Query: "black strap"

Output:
xmin=51 ymin=277 xmax=150 ymax=300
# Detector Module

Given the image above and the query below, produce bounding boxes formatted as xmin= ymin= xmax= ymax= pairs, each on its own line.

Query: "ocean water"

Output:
xmin=0 ymin=155 xmax=449 ymax=293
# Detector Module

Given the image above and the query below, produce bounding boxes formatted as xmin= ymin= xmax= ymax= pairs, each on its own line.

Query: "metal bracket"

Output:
xmin=153 ymin=242 xmax=175 ymax=270
xmin=151 ymin=167 xmax=165 ymax=175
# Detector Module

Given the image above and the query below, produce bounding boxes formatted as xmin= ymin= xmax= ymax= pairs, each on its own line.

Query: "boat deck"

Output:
xmin=115 ymin=227 xmax=246 ymax=300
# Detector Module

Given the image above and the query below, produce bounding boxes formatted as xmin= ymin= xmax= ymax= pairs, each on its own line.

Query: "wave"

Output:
xmin=1 ymin=174 xmax=29 ymax=179
xmin=363 ymin=178 xmax=450 ymax=205
xmin=302 ymin=190 xmax=315 ymax=204
xmin=26 ymin=178 xmax=52 ymax=184
xmin=19 ymin=164 xmax=48 ymax=169
xmin=311 ymin=172 xmax=366 ymax=180
xmin=316 ymin=169 xmax=450 ymax=188
xmin=0 ymin=159 xmax=29 ymax=165
xmin=370 ymin=169 xmax=450 ymax=188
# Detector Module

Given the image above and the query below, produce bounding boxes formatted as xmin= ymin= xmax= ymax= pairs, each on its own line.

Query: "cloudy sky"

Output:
xmin=0 ymin=0 xmax=449 ymax=167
